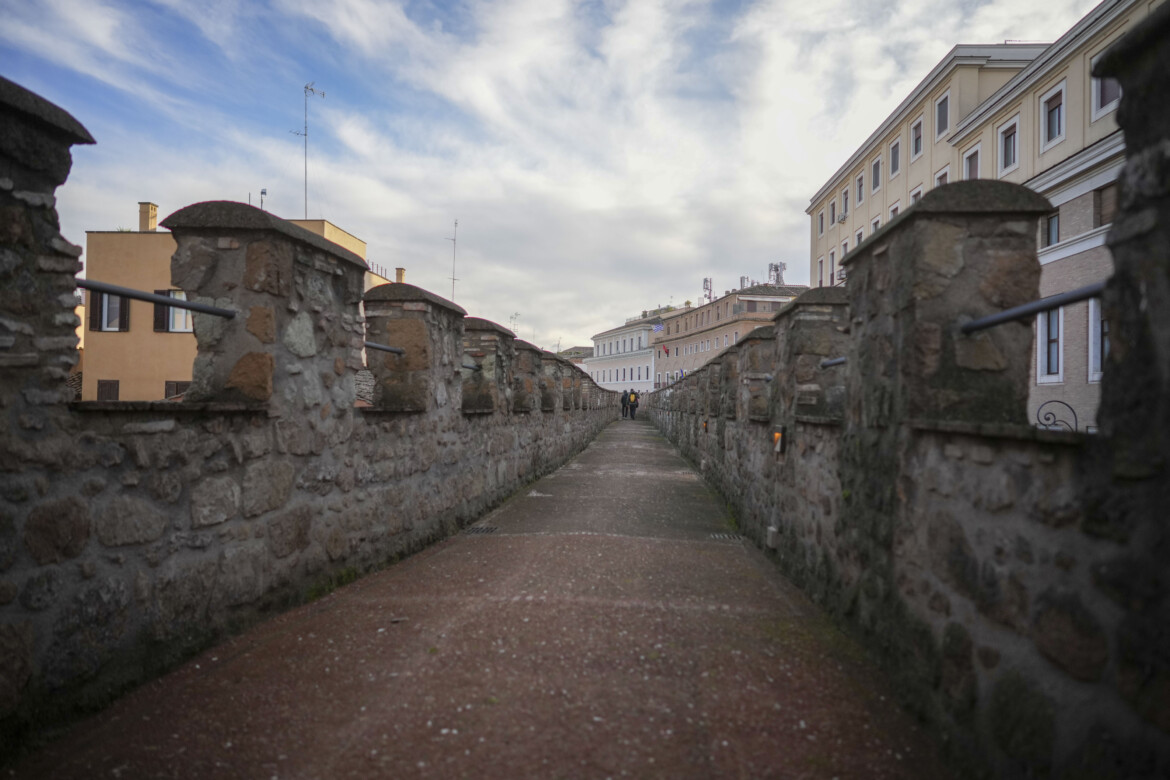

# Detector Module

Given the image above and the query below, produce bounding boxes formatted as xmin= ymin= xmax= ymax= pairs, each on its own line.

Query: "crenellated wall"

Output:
xmin=0 ymin=77 xmax=619 ymax=757
xmin=646 ymin=16 xmax=1170 ymax=771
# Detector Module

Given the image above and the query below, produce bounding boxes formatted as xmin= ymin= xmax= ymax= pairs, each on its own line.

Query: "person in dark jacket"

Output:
xmin=621 ymin=389 xmax=629 ymax=418
xmin=628 ymin=390 xmax=639 ymax=420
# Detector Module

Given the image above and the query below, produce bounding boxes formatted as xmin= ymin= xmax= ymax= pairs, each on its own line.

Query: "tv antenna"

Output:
xmin=291 ymin=82 xmax=325 ymax=219
xmin=260 ymin=188 xmax=267 ymax=211
xmin=508 ymin=312 xmax=521 ymax=332
xmin=446 ymin=219 xmax=458 ymax=300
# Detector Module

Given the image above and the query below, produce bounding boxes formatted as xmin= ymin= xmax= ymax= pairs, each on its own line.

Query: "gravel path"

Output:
xmin=11 ymin=419 xmax=954 ymax=779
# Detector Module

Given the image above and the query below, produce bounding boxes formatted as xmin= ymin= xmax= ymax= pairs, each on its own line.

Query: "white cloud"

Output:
xmin=5 ymin=0 xmax=1106 ymax=351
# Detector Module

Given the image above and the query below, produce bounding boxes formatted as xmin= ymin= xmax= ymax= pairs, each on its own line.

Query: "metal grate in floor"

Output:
xmin=709 ymin=533 xmax=743 ymax=541
xmin=464 ymin=526 xmax=498 ymax=535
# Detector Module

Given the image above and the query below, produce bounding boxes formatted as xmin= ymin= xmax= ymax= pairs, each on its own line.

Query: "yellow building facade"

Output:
xmin=81 ymin=202 xmax=388 ymax=401
xmin=806 ymin=0 xmax=1163 ymax=430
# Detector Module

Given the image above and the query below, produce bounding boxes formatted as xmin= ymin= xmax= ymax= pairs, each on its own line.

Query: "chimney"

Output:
xmin=138 ymin=202 xmax=157 ymax=232
xmin=395 ymin=267 xmax=406 ymax=284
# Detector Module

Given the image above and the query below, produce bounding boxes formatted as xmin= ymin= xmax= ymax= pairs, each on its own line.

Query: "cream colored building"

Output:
xmin=584 ymin=313 xmax=661 ymax=394
xmin=81 ymin=202 xmax=389 ymax=401
xmin=806 ymin=0 xmax=1162 ymax=430
xmin=653 ymin=284 xmax=806 ymax=387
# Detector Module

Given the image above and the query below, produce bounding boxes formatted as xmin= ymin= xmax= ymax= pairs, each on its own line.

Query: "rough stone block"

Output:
xmin=1032 ymin=590 xmax=1108 ymax=682
xmin=242 ymin=461 xmax=295 ymax=517
xmin=23 ymin=497 xmax=89 ymax=564
xmin=96 ymin=496 xmax=168 ymax=547
xmin=226 ymin=352 xmax=274 ymax=402
xmin=267 ymin=506 xmax=311 ymax=559
xmin=190 ymin=477 xmax=240 ymax=527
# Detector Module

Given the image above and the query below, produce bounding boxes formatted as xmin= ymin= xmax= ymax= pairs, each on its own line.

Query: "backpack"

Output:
xmin=629 ymin=392 xmax=638 ymax=404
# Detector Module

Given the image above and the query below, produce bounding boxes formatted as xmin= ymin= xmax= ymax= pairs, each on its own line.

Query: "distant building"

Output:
xmin=806 ymin=0 xmax=1162 ymax=430
xmin=80 ymin=202 xmax=390 ymax=401
xmin=653 ymin=284 xmax=807 ymax=387
xmin=558 ymin=345 xmax=593 ymax=364
xmin=583 ymin=307 xmax=676 ymax=394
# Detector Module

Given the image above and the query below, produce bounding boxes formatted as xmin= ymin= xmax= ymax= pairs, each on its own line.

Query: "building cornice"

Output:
xmin=1024 ymin=130 xmax=1125 ymax=196
xmin=949 ymin=0 xmax=1136 ymax=145
xmin=806 ymin=44 xmax=1047 ymax=210
xmin=1038 ymin=224 xmax=1111 ymax=265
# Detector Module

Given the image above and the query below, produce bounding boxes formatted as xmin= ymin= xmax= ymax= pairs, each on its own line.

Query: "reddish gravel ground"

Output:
xmin=9 ymin=419 xmax=955 ymax=779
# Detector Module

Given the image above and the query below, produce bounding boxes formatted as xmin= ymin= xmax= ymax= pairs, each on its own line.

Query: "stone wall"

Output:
xmin=0 ymin=77 xmax=619 ymax=757
xmin=645 ymin=18 xmax=1170 ymax=770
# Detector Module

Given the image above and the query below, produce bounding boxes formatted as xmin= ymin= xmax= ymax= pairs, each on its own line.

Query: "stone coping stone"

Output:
xmin=778 ymin=286 xmax=849 ymax=314
xmin=72 ymin=401 xmax=266 ymax=414
xmin=907 ymin=418 xmax=1086 ymax=445
xmin=739 ymin=325 xmax=775 ymax=343
xmin=363 ymin=282 xmax=467 ymax=315
xmin=160 ymin=202 xmax=368 ymax=271
xmin=513 ymin=339 xmax=542 ymax=353
xmin=463 ymin=317 xmax=515 ymax=337
xmin=0 ymin=75 xmax=94 ymax=145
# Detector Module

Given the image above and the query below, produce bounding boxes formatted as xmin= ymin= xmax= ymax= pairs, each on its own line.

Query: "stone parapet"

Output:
xmin=461 ymin=317 xmax=514 ymax=415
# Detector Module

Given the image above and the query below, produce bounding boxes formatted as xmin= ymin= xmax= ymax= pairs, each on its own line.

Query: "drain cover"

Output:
xmin=464 ymin=526 xmax=498 ymax=535
xmin=709 ymin=533 xmax=743 ymax=541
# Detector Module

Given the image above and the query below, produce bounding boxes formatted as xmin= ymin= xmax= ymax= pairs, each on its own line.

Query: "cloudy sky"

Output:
xmin=3 ymin=0 xmax=1099 ymax=350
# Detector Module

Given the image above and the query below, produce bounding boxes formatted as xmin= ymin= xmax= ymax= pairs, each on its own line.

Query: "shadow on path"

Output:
xmin=12 ymin=419 xmax=954 ymax=779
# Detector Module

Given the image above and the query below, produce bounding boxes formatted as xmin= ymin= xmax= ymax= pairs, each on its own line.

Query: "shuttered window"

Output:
xmin=96 ymin=380 xmax=120 ymax=400
xmin=89 ymin=292 xmax=130 ymax=332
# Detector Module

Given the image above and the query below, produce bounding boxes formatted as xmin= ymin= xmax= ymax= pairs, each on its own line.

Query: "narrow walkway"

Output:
xmin=13 ymin=420 xmax=952 ymax=779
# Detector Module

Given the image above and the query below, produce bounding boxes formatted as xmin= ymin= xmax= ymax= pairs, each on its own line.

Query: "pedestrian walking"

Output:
xmin=621 ymin=389 xmax=629 ymax=418
xmin=628 ymin=390 xmax=639 ymax=420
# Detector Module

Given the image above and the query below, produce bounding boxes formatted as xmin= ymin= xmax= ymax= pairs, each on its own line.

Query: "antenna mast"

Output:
xmin=291 ymin=82 xmax=325 ymax=219
xmin=446 ymin=219 xmax=459 ymax=300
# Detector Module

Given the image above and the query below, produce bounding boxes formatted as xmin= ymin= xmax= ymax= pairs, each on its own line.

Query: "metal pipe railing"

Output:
xmin=77 ymin=279 xmax=237 ymax=318
xmin=960 ymin=281 xmax=1106 ymax=334
xmin=363 ymin=341 xmax=406 ymax=356
xmin=820 ymin=357 xmax=847 ymax=369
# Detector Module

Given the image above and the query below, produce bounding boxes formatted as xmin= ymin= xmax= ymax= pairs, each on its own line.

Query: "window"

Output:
xmin=1037 ymin=307 xmax=1064 ymax=383
xmin=96 ymin=380 xmax=120 ymax=401
xmin=89 ymin=292 xmax=130 ymax=332
xmin=872 ymin=157 xmax=882 ymax=193
xmin=910 ymin=116 xmax=924 ymax=160
xmin=889 ymin=202 xmax=900 ymax=219
xmin=1088 ymin=298 xmax=1108 ymax=382
xmin=963 ymin=144 xmax=981 ymax=180
xmin=1095 ymin=183 xmax=1118 ymax=227
xmin=841 ymin=242 xmax=848 ymax=260
xmin=857 ymin=174 xmax=865 ymax=205
xmin=935 ymin=91 xmax=950 ymax=139
xmin=818 ymin=210 xmax=824 ymax=236
xmin=998 ymin=114 xmax=1020 ymax=175
xmin=637 ymin=366 xmax=641 ymax=380
xmin=164 ymin=381 xmax=191 ymax=399
xmin=872 ymin=218 xmax=880 ymax=233
xmin=734 ymin=331 xmax=739 ymax=343
xmin=890 ymin=139 xmax=901 ymax=177
xmin=856 ymin=230 xmax=863 ymax=247
xmin=910 ymin=187 xmax=923 ymax=205
xmin=830 ymin=201 xmax=836 ymax=223
xmin=1040 ymin=80 xmax=1065 ymax=150
xmin=1091 ymin=52 xmax=1121 ymax=120
xmin=1043 ymin=213 xmax=1060 ymax=247
xmin=842 ymin=188 xmax=849 ymax=216
xmin=935 ymin=166 xmax=950 ymax=187
xmin=154 ymin=290 xmax=192 ymax=333
xmin=828 ymin=251 xmax=836 ymax=285
xmin=818 ymin=257 xmax=824 ymax=287
xmin=724 ymin=335 xmax=728 ymax=347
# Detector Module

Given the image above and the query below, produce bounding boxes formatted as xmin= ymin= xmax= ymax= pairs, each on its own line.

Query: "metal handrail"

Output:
xmin=77 ymin=279 xmax=236 ymax=318
xmin=820 ymin=357 xmax=847 ymax=368
xmin=364 ymin=341 xmax=406 ymax=356
xmin=960 ymin=281 xmax=1106 ymax=334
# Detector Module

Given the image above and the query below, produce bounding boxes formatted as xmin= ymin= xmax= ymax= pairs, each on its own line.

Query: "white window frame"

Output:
xmin=1088 ymin=297 xmax=1107 ymax=382
xmin=841 ymin=187 xmax=850 ymax=218
xmin=817 ymin=257 xmax=824 ymax=287
xmin=889 ymin=139 xmax=901 ymax=179
xmin=934 ymin=90 xmax=951 ymax=141
xmin=1039 ymin=79 xmax=1066 ymax=153
xmin=828 ymin=251 xmax=835 ymax=284
xmin=889 ymin=201 xmax=901 ymax=220
xmin=909 ymin=186 xmax=923 ymax=205
xmin=100 ymin=293 xmax=123 ymax=332
xmin=998 ymin=113 xmax=1021 ymax=177
xmin=856 ymin=173 xmax=865 ymax=205
xmin=871 ymin=156 xmax=882 ymax=193
xmin=168 ymin=290 xmax=193 ymax=333
xmin=818 ymin=210 xmax=824 ymax=236
xmin=872 ymin=218 xmax=880 ymax=233
xmin=829 ymin=200 xmax=836 ymax=224
xmin=1090 ymin=51 xmax=1121 ymax=122
xmin=963 ymin=143 xmax=981 ymax=180
xmin=856 ymin=229 xmax=863 ymax=246
xmin=841 ymin=241 xmax=848 ymax=258
xmin=934 ymin=165 xmax=951 ymax=188
xmin=910 ymin=115 xmax=925 ymax=161
xmin=1037 ymin=306 xmax=1064 ymax=384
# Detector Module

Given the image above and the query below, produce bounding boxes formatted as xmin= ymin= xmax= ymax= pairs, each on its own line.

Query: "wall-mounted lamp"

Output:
xmin=772 ymin=426 xmax=787 ymax=454
xmin=702 ymin=419 xmax=708 ymax=433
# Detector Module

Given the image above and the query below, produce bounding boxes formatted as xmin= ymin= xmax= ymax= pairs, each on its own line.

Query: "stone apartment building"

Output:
xmin=583 ymin=313 xmax=660 ymax=394
xmin=806 ymin=0 xmax=1163 ymax=430
xmin=80 ymin=202 xmax=391 ymax=400
xmin=653 ymin=283 xmax=807 ymax=386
